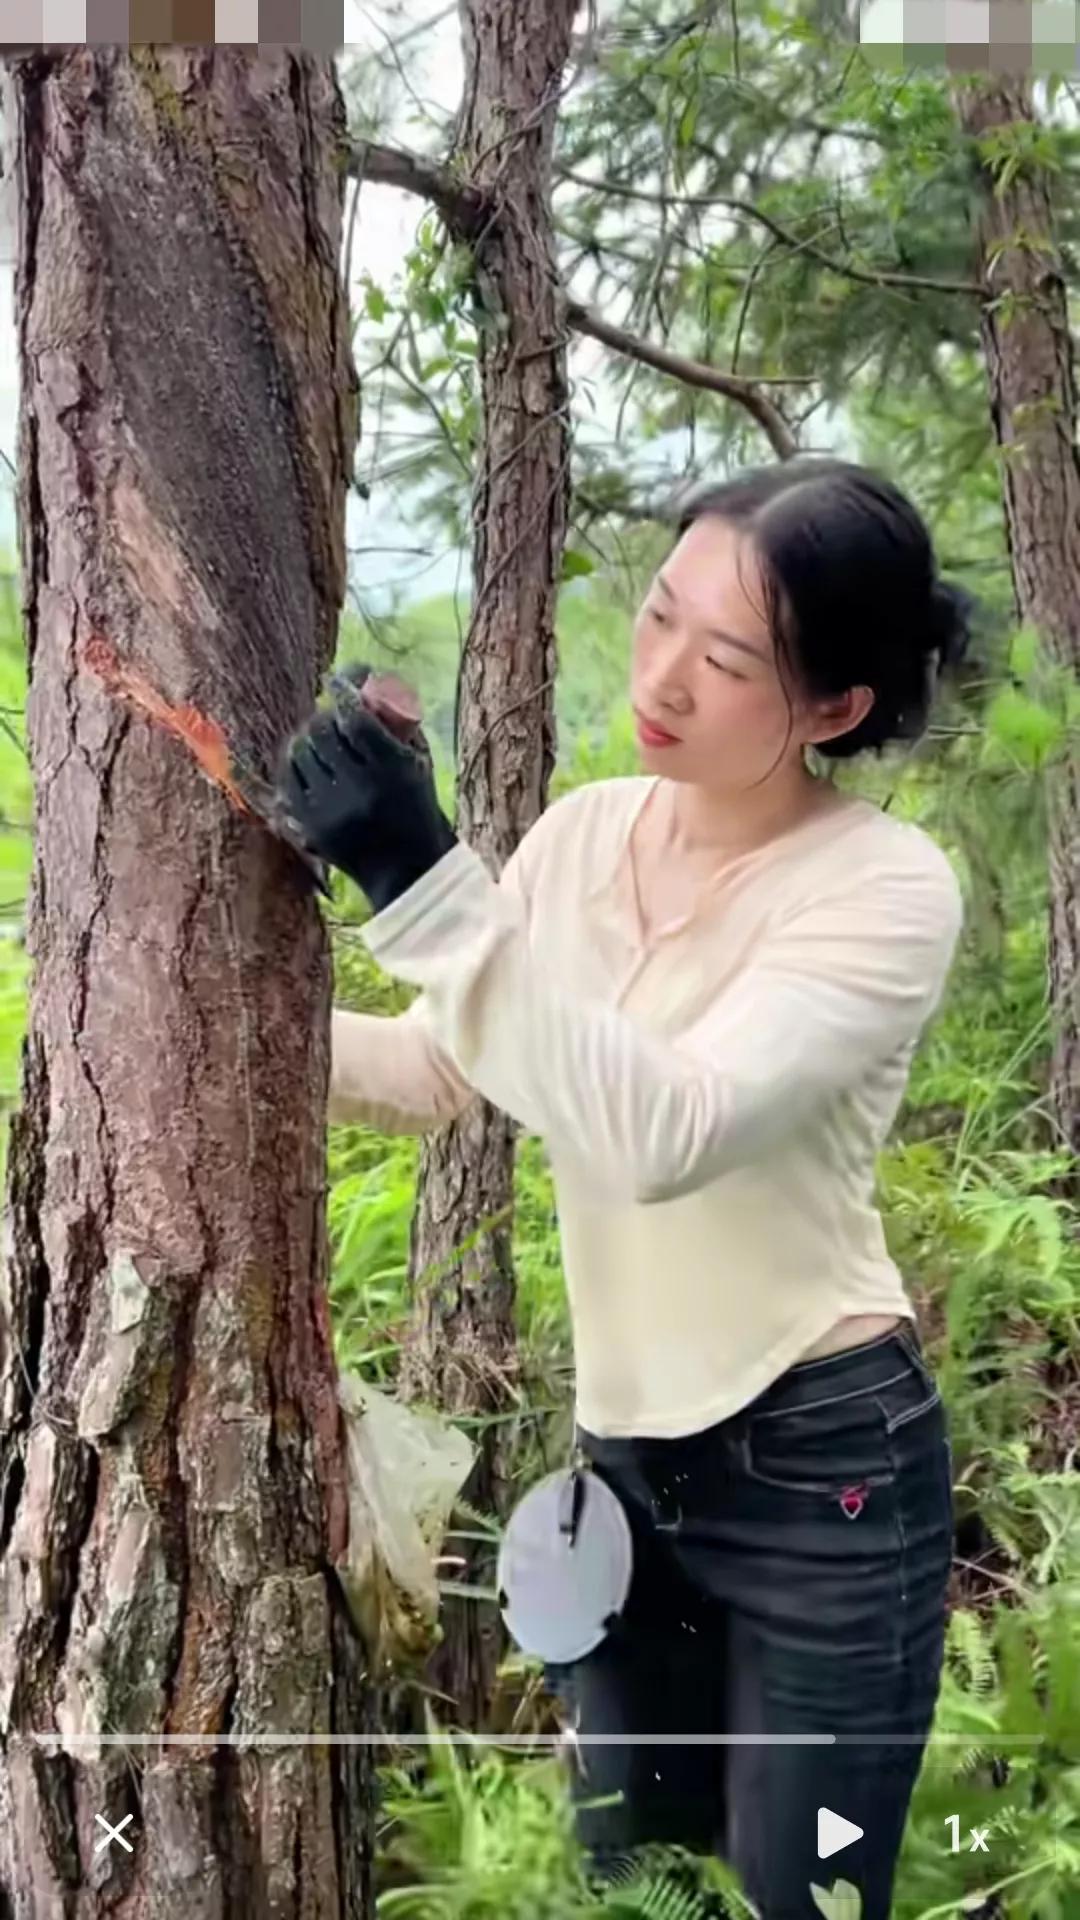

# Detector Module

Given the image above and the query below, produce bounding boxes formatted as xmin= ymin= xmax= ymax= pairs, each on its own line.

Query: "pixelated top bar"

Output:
xmin=3 ymin=0 xmax=344 ymax=48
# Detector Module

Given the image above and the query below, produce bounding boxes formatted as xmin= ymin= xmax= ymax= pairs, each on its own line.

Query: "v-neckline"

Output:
xmin=623 ymin=774 xmax=869 ymax=947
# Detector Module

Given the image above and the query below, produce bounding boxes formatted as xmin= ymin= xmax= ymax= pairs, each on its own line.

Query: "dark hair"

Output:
xmin=674 ymin=458 xmax=974 ymax=760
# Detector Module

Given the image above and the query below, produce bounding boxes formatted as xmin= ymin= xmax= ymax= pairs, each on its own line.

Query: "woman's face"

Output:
xmin=630 ymin=515 xmax=865 ymax=790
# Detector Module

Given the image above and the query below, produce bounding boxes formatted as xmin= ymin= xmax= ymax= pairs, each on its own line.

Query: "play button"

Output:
xmin=818 ymin=1807 xmax=864 ymax=1859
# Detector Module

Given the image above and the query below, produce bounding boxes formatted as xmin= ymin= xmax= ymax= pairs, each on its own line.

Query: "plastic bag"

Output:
xmin=336 ymin=1371 xmax=475 ymax=1671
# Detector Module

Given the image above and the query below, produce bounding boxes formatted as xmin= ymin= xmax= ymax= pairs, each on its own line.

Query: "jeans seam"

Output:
xmin=739 ymin=1416 xmax=897 ymax=1496
xmin=885 ymin=1389 xmax=942 ymax=1435
xmin=881 ymin=1399 xmax=908 ymax=1676
xmin=785 ymin=1321 xmax=911 ymax=1375
xmin=750 ymin=1367 xmax=911 ymax=1420
xmin=741 ymin=1460 xmax=895 ymax=1495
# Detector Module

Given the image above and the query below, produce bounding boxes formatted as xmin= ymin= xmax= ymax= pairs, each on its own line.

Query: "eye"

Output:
xmin=707 ymin=657 xmax=746 ymax=680
xmin=648 ymin=605 xmax=669 ymax=626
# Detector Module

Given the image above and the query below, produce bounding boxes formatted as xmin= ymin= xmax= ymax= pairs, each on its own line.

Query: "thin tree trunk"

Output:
xmin=398 ymin=0 xmax=576 ymax=1730
xmin=955 ymin=76 xmax=1080 ymax=1161
xmin=0 ymin=47 xmax=372 ymax=1916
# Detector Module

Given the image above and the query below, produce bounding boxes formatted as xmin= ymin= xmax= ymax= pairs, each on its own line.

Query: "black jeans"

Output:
xmin=544 ymin=1322 xmax=953 ymax=1919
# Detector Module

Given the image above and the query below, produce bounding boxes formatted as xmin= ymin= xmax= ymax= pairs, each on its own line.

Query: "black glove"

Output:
xmin=276 ymin=670 xmax=458 ymax=914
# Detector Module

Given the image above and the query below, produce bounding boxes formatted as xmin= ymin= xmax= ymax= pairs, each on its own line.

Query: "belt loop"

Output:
xmin=895 ymin=1318 xmax=936 ymax=1388
xmin=896 ymin=1319 xmax=922 ymax=1360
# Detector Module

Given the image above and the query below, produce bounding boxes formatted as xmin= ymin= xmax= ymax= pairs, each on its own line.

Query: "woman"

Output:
xmin=279 ymin=459 xmax=968 ymax=1919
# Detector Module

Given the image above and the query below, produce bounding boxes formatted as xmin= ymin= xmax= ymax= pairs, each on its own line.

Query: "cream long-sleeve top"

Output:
xmin=330 ymin=774 xmax=963 ymax=1440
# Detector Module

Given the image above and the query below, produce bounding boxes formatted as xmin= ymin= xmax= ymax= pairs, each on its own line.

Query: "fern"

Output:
xmin=948 ymin=1609 xmax=997 ymax=1697
xmin=900 ymin=1583 xmax=1080 ymax=1917
xmin=597 ymin=1872 xmax=709 ymax=1920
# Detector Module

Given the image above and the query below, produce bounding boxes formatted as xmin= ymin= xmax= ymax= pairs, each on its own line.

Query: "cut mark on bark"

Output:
xmin=80 ymin=632 xmax=331 ymax=894
xmin=81 ymin=632 xmax=253 ymax=816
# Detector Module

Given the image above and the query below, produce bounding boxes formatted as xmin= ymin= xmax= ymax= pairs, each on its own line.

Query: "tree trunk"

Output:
xmin=955 ymin=76 xmax=1080 ymax=1160
xmin=0 ymin=47 xmax=372 ymax=1917
xmin=398 ymin=0 xmax=576 ymax=1731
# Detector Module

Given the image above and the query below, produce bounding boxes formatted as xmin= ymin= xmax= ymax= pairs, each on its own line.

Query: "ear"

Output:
xmin=805 ymin=685 xmax=875 ymax=748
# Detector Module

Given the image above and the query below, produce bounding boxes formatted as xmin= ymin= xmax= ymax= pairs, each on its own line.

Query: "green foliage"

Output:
xmin=978 ymin=623 xmax=1080 ymax=780
xmin=976 ymin=118 xmax=1069 ymax=194
xmin=375 ymin=1723 xmax=726 ymax=1919
xmin=369 ymin=1572 xmax=1080 ymax=1919
xmin=346 ymin=0 xmax=1080 ymax=604
xmin=897 ymin=1582 xmax=1080 ymax=1917
xmin=353 ymin=213 xmax=483 ymax=549
xmin=809 ymin=1883 xmax=861 ymax=1920
xmin=553 ymin=5 xmax=992 ymax=472
xmin=363 ymin=275 xmax=390 ymax=325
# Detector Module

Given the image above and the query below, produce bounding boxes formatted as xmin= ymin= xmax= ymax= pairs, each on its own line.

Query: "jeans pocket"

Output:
xmin=883 ymin=1383 xmax=942 ymax=1435
xmin=742 ymin=1385 xmax=897 ymax=1497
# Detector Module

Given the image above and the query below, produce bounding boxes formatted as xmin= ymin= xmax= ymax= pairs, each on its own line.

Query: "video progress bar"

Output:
xmin=28 ymin=1733 xmax=1049 ymax=1748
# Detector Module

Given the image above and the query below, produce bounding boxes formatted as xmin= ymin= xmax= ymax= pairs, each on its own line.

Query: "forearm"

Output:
xmin=329 ymin=1004 xmax=477 ymax=1134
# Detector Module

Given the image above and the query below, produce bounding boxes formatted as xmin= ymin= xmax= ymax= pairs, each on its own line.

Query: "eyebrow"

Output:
xmin=655 ymin=572 xmax=769 ymax=663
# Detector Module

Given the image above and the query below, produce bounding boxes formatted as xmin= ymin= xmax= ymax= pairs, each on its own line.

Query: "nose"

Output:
xmin=643 ymin=684 xmax=689 ymax=720
xmin=639 ymin=628 xmax=695 ymax=717
xmin=640 ymin=653 xmax=689 ymax=710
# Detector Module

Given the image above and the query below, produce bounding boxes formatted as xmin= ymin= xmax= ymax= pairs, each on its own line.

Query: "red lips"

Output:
xmin=635 ymin=711 xmax=680 ymax=745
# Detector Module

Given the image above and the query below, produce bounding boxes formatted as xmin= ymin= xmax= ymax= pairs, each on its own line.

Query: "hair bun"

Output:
xmin=927 ymin=577 xmax=975 ymax=676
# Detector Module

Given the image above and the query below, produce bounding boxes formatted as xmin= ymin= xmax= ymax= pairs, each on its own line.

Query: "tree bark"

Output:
xmin=398 ymin=0 xmax=575 ymax=1731
xmin=0 ymin=47 xmax=372 ymax=1916
xmin=954 ymin=77 xmax=1080 ymax=1161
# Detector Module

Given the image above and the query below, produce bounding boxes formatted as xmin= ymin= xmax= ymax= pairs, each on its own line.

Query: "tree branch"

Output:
xmin=555 ymin=167 xmax=985 ymax=299
xmin=351 ymin=143 xmax=800 ymax=456
xmin=575 ymin=488 xmax=673 ymax=526
xmin=567 ymin=303 xmax=798 ymax=459
xmin=373 ymin=2 xmax=458 ymax=53
xmin=351 ymin=141 xmax=488 ymax=239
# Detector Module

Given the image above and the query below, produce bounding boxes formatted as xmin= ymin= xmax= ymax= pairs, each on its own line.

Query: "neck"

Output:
xmin=665 ymin=763 xmax=837 ymax=861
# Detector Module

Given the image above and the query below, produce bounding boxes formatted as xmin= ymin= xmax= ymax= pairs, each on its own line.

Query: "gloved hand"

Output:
xmin=276 ymin=665 xmax=458 ymax=914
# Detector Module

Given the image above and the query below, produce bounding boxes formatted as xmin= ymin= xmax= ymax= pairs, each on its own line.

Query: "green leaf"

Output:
xmin=1008 ymin=624 xmax=1042 ymax=680
xmin=364 ymin=281 xmax=387 ymax=324
xmin=561 ymin=549 xmax=595 ymax=581
xmin=417 ymin=290 xmax=448 ymax=326
xmin=982 ymin=684 xmax=1062 ymax=770
xmin=810 ymin=1880 xmax=862 ymax=1920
